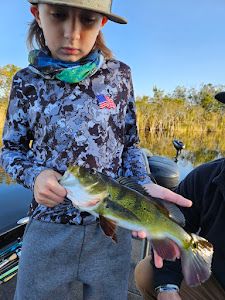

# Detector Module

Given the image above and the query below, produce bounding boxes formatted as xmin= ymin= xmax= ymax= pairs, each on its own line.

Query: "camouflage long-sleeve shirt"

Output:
xmin=0 ymin=58 xmax=151 ymax=225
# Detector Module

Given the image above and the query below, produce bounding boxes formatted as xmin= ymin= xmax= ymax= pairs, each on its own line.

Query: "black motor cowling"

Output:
xmin=148 ymin=155 xmax=180 ymax=190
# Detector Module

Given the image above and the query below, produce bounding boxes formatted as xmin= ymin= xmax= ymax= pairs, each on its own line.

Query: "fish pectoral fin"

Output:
xmin=99 ymin=215 xmax=118 ymax=243
xmin=151 ymin=238 xmax=180 ymax=261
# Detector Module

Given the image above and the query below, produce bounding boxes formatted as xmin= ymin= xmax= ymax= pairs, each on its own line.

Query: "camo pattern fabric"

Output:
xmin=0 ymin=58 xmax=151 ymax=225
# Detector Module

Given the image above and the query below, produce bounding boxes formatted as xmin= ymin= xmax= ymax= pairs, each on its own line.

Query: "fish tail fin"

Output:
xmin=181 ymin=233 xmax=213 ymax=287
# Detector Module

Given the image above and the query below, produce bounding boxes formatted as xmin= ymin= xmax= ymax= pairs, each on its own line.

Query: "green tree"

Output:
xmin=152 ymin=86 xmax=165 ymax=102
xmin=198 ymin=84 xmax=222 ymax=112
xmin=172 ymin=86 xmax=187 ymax=101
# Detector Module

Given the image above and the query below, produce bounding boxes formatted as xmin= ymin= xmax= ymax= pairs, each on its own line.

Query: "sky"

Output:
xmin=1 ymin=0 xmax=225 ymax=96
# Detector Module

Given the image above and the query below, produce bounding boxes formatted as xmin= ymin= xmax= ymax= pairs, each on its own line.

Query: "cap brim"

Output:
xmin=104 ymin=13 xmax=127 ymax=24
xmin=28 ymin=0 xmax=127 ymax=24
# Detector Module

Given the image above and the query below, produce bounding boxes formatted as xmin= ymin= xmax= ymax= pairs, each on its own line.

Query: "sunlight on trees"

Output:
xmin=0 ymin=64 xmax=20 ymax=99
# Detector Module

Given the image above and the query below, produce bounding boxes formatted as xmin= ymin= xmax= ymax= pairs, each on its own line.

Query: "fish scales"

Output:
xmin=60 ymin=166 xmax=214 ymax=287
xmin=105 ymin=181 xmax=191 ymax=247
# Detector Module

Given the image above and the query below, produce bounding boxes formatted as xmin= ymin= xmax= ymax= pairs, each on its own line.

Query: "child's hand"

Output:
xmin=34 ymin=170 xmax=67 ymax=207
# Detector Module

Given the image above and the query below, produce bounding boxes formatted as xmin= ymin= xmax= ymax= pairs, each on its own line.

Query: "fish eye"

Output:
xmin=90 ymin=169 xmax=96 ymax=175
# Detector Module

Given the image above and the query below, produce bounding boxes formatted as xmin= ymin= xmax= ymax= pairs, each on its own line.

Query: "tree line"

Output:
xmin=136 ymin=85 xmax=225 ymax=134
xmin=0 ymin=64 xmax=225 ymax=139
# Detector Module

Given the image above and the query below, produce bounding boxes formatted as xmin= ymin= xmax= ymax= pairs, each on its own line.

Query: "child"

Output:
xmin=0 ymin=0 xmax=191 ymax=299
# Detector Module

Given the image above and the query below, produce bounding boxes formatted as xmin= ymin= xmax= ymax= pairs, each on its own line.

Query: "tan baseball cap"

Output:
xmin=28 ymin=0 xmax=127 ymax=24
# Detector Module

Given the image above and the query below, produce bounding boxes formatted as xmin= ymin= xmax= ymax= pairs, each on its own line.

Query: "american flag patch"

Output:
xmin=96 ymin=94 xmax=116 ymax=109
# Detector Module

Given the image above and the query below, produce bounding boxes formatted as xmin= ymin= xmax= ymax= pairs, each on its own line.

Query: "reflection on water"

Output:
xmin=139 ymin=131 xmax=225 ymax=167
xmin=0 ymin=167 xmax=13 ymax=185
xmin=0 ymin=167 xmax=32 ymax=234
xmin=139 ymin=130 xmax=224 ymax=183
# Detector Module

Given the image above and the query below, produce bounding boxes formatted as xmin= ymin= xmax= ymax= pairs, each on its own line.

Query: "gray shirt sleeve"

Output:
xmin=0 ymin=75 xmax=48 ymax=190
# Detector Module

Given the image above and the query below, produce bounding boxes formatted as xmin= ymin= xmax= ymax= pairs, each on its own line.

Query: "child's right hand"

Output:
xmin=34 ymin=170 xmax=67 ymax=207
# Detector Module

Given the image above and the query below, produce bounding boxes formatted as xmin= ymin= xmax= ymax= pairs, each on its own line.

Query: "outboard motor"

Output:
xmin=148 ymin=155 xmax=179 ymax=190
xmin=141 ymin=139 xmax=185 ymax=191
xmin=215 ymin=92 xmax=225 ymax=104
xmin=173 ymin=139 xmax=185 ymax=162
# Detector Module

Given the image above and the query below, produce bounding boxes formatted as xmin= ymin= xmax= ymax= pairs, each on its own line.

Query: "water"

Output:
xmin=177 ymin=159 xmax=194 ymax=181
xmin=0 ymin=170 xmax=32 ymax=234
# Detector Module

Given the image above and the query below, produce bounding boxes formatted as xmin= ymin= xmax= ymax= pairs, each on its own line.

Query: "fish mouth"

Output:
xmin=60 ymin=166 xmax=109 ymax=209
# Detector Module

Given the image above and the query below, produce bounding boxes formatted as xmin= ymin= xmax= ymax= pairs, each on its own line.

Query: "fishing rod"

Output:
xmin=0 ymin=251 xmax=21 ymax=285
xmin=0 ymin=217 xmax=28 ymax=284
xmin=0 ymin=259 xmax=19 ymax=276
xmin=0 ymin=271 xmax=17 ymax=285
xmin=0 ymin=265 xmax=19 ymax=283
xmin=0 ymin=239 xmax=22 ymax=259
xmin=0 ymin=241 xmax=22 ymax=285
xmin=0 ymin=252 xmax=18 ymax=269
xmin=0 ymin=221 xmax=27 ymax=258
xmin=0 ymin=248 xmax=21 ymax=265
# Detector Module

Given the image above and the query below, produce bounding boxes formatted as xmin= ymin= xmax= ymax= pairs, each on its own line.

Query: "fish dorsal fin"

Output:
xmin=116 ymin=177 xmax=185 ymax=227
xmin=99 ymin=215 xmax=118 ymax=243
xmin=158 ymin=201 xmax=185 ymax=227
xmin=116 ymin=177 xmax=148 ymax=195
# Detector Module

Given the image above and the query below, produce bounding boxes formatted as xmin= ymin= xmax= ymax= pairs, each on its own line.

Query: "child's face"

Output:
xmin=31 ymin=4 xmax=106 ymax=62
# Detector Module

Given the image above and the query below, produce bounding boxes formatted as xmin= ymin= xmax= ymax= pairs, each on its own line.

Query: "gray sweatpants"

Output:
xmin=14 ymin=219 xmax=132 ymax=300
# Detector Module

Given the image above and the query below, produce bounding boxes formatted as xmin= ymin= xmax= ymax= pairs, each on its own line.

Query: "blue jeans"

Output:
xmin=14 ymin=219 xmax=132 ymax=300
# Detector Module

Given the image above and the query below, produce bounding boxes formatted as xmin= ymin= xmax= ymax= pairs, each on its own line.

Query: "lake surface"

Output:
xmin=0 ymin=131 xmax=224 ymax=233
xmin=0 ymin=170 xmax=32 ymax=234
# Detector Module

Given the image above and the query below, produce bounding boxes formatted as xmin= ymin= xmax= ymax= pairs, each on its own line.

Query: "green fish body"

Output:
xmin=60 ymin=166 xmax=213 ymax=287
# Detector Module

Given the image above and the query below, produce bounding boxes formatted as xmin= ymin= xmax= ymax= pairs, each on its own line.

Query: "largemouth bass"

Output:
xmin=60 ymin=166 xmax=213 ymax=287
